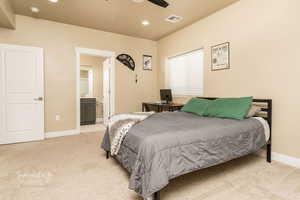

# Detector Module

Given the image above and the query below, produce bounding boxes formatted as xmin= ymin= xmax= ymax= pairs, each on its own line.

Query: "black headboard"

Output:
xmin=196 ymin=97 xmax=272 ymax=140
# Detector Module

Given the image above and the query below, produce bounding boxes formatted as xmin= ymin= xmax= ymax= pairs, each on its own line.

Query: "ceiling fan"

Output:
xmin=132 ymin=0 xmax=169 ymax=8
xmin=148 ymin=0 xmax=169 ymax=8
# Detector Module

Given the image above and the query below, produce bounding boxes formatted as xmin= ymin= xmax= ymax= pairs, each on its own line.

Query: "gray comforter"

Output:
xmin=101 ymin=111 xmax=266 ymax=199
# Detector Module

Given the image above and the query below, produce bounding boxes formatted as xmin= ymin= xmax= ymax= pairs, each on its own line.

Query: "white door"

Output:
xmin=0 ymin=44 xmax=44 ymax=144
xmin=102 ymin=58 xmax=111 ymax=125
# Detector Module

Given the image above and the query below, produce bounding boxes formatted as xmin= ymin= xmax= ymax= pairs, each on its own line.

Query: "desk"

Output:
xmin=142 ymin=102 xmax=184 ymax=112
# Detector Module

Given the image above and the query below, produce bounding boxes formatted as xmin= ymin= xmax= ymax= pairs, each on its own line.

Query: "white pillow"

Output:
xmin=246 ymin=105 xmax=261 ymax=118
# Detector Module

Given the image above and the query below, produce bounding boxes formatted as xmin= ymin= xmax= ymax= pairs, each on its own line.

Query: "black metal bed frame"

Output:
xmin=197 ymin=98 xmax=273 ymax=164
xmin=106 ymin=97 xmax=272 ymax=200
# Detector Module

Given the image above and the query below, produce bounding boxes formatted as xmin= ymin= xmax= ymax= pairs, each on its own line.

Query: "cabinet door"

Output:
xmin=80 ymin=102 xmax=86 ymax=124
xmin=86 ymin=102 xmax=96 ymax=122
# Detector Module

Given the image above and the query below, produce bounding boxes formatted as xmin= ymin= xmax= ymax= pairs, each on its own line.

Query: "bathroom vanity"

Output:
xmin=80 ymin=98 xmax=96 ymax=125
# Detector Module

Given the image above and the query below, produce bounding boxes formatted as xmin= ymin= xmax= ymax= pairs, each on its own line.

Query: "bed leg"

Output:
xmin=267 ymin=143 xmax=271 ymax=163
xmin=154 ymin=191 xmax=160 ymax=200
xmin=106 ymin=151 xmax=110 ymax=159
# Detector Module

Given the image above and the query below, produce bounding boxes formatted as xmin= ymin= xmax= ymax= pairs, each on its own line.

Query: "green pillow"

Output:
xmin=203 ymin=97 xmax=253 ymax=120
xmin=181 ymin=98 xmax=212 ymax=116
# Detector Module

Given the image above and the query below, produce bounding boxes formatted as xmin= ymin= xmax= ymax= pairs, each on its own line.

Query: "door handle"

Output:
xmin=34 ymin=97 xmax=43 ymax=101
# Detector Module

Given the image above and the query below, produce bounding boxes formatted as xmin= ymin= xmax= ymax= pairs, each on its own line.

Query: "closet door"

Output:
xmin=0 ymin=44 xmax=44 ymax=144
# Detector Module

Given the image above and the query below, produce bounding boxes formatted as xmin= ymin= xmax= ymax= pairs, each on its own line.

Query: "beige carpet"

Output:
xmin=1 ymin=132 xmax=300 ymax=200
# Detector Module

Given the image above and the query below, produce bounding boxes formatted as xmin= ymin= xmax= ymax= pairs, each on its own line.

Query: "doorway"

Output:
xmin=75 ymin=48 xmax=115 ymax=133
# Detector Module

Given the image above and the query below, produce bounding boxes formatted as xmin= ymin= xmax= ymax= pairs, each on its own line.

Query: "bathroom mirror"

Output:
xmin=80 ymin=66 xmax=94 ymax=97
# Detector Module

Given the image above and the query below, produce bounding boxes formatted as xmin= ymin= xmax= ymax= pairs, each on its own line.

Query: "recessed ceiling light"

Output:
xmin=142 ymin=20 xmax=150 ymax=26
xmin=49 ymin=0 xmax=59 ymax=2
xmin=31 ymin=7 xmax=40 ymax=13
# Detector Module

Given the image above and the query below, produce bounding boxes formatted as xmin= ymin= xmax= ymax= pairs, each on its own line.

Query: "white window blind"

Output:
xmin=167 ymin=49 xmax=204 ymax=96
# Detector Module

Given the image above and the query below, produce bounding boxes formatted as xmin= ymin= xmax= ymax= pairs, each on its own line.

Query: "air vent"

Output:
xmin=165 ymin=15 xmax=183 ymax=23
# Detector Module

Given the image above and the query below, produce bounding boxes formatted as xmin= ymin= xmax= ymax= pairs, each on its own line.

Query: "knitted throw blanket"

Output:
xmin=108 ymin=112 xmax=155 ymax=156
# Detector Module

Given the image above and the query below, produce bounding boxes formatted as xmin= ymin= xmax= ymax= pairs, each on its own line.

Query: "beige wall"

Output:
xmin=0 ymin=15 xmax=158 ymax=132
xmin=0 ymin=0 xmax=15 ymax=29
xmin=1 ymin=1 xmax=298 ymax=161
xmin=80 ymin=55 xmax=105 ymax=118
xmin=158 ymin=0 xmax=300 ymax=159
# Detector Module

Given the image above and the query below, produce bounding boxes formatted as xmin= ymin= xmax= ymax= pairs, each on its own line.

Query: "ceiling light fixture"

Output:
xmin=142 ymin=20 xmax=150 ymax=26
xmin=49 ymin=0 xmax=59 ymax=2
xmin=31 ymin=7 xmax=40 ymax=13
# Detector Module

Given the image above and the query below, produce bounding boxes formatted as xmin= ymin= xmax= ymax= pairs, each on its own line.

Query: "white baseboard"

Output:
xmin=256 ymin=149 xmax=300 ymax=168
xmin=45 ymin=129 xmax=80 ymax=139
xmin=272 ymin=152 xmax=300 ymax=168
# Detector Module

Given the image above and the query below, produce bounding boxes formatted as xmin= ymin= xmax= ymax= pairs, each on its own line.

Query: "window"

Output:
xmin=167 ymin=49 xmax=204 ymax=96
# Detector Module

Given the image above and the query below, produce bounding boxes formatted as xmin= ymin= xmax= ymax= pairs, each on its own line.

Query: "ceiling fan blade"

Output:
xmin=148 ymin=0 xmax=169 ymax=8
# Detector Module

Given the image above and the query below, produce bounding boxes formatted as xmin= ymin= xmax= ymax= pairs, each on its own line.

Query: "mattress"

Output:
xmin=101 ymin=111 xmax=268 ymax=199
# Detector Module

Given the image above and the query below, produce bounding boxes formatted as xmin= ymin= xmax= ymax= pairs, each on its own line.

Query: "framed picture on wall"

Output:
xmin=211 ymin=42 xmax=230 ymax=71
xmin=143 ymin=55 xmax=152 ymax=71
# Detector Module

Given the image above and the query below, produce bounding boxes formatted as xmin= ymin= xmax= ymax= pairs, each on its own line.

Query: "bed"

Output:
xmin=101 ymin=97 xmax=272 ymax=200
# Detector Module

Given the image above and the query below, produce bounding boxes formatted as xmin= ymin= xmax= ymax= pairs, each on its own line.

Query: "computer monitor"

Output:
xmin=160 ymin=89 xmax=173 ymax=104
